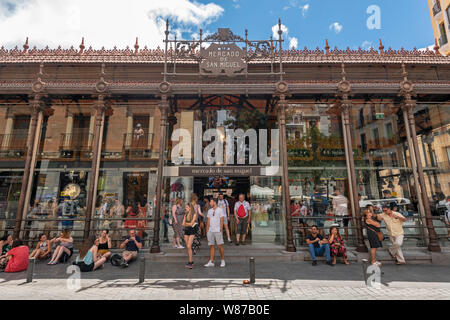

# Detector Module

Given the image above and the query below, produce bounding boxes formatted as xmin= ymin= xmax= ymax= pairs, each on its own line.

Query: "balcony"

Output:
xmin=123 ymin=133 xmax=157 ymax=159
xmin=433 ymin=2 xmax=442 ymax=16
xmin=0 ymin=133 xmax=28 ymax=159
xmin=365 ymin=137 xmax=399 ymax=151
xmin=59 ymin=130 xmax=93 ymax=159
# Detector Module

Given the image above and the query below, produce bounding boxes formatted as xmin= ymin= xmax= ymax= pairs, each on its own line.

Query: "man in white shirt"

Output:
xmin=204 ymin=198 xmax=226 ymax=268
xmin=332 ymin=189 xmax=350 ymax=240
xmin=217 ymin=193 xmax=232 ymax=243
xmin=234 ymin=194 xmax=252 ymax=245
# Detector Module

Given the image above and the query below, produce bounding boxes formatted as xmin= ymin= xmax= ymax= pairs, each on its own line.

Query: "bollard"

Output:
xmin=361 ymin=258 xmax=369 ymax=284
xmin=138 ymin=256 xmax=145 ymax=284
xmin=26 ymin=258 xmax=35 ymax=283
xmin=249 ymin=257 xmax=255 ymax=284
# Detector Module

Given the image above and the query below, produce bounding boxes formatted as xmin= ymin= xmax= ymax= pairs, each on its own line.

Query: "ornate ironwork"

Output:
xmin=162 ymin=20 xmax=285 ymax=78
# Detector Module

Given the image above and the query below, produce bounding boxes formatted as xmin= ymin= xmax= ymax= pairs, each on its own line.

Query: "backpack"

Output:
xmin=110 ymin=253 xmax=125 ymax=267
xmin=237 ymin=203 xmax=247 ymax=218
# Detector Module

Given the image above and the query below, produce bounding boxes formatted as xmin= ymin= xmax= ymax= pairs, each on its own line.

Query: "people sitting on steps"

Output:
xmin=119 ymin=229 xmax=142 ymax=268
xmin=306 ymin=225 xmax=333 ymax=266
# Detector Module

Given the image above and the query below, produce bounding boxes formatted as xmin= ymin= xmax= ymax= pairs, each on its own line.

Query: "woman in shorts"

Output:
xmin=182 ymin=204 xmax=198 ymax=269
xmin=48 ymin=229 xmax=73 ymax=265
xmin=96 ymin=229 xmax=112 ymax=259
xmin=29 ymin=233 xmax=51 ymax=260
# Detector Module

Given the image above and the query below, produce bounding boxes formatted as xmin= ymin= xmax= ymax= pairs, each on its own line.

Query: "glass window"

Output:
xmin=28 ymin=101 xmax=94 ymax=246
xmin=287 ymin=103 xmax=351 ymax=245
xmin=0 ymin=104 xmax=28 ymax=237
xmin=97 ymin=101 xmax=159 ymax=247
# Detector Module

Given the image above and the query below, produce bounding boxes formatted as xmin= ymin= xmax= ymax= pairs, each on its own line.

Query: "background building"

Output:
xmin=428 ymin=0 xmax=450 ymax=55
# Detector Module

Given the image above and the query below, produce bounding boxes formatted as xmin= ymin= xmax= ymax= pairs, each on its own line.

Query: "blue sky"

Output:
xmin=194 ymin=0 xmax=434 ymax=50
xmin=0 ymin=0 xmax=435 ymax=50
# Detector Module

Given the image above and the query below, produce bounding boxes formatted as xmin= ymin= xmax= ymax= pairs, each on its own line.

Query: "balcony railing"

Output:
xmin=123 ymin=133 xmax=157 ymax=159
xmin=433 ymin=2 xmax=442 ymax=16
xmin=0 ymin=133 xmax=28 ymax=158
xmin=0 ymin=133 xmax=28 ymax=150
xmin=123 ymin=133 xmax=149 ymax=150
xmin=60 ymin=132 xmax=93 ymax=151
xmin=364 ymin=137 xmax=399 ymax=150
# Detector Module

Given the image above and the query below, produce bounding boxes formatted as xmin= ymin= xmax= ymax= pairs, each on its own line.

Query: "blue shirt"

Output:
xmin=125 ymin=236 xmax=142 ymax=252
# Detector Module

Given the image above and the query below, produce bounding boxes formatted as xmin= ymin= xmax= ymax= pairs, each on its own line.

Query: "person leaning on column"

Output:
xmin=374 ymin=204 xmax=407 ymax=265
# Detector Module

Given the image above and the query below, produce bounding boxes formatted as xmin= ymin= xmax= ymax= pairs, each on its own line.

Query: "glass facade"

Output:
xmin=0 ymin=98 xmax=449 ymax=249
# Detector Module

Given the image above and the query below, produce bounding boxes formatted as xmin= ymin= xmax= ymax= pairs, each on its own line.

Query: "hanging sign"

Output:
xmin=200 ymin=43 xmax=247 ymax=76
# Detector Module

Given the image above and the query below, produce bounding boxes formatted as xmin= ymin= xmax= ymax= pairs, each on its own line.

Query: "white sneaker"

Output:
xmin=220 ymin=260 xmax=226 ymax=268
xmin=178 ymin=245 xmax=185 ymax=249
xmin=204 ymin=261 xmax=215 ymax=267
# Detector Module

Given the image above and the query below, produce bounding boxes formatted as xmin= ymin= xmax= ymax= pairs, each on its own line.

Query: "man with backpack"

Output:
xmin=234 ymin=194 xmax=252 ymax=246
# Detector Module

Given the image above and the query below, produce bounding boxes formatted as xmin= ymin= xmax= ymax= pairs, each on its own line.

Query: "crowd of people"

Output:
xmin=1 ymin=186 xmax=446 ymax=273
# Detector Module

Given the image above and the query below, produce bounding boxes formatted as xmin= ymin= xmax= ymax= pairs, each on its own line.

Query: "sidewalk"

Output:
xmin=1 ymin=259 xmax=450 ymax=300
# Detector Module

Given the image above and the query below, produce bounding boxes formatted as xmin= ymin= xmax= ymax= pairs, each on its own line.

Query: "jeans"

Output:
xmin=308 ymin=243 xmax=331 ymax=262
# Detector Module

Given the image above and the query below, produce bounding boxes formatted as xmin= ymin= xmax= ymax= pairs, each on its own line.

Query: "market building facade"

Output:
xmin=0 ymin=22 xmax=449 ymax=253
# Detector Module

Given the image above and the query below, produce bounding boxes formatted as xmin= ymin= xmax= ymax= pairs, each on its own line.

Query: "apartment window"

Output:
xmin=439 ymin=23 xmax=448 ymax=45
xmin=447 ymin=6 xmax=450 ymax=26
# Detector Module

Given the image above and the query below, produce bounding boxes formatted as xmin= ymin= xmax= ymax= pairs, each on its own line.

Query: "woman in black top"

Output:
xmin=96 ymin=229 xmax=112 ymax=259
xmin=362 ymin=209 xmax=383 ymax=267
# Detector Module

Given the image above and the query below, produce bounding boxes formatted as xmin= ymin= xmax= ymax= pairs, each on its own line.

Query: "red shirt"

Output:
xmin=5 ymin=246 xmax=29 ymax=273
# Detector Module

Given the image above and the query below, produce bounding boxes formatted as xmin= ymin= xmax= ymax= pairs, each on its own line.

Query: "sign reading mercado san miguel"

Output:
xmin=200 ymin=43 xmax=247 ymax=76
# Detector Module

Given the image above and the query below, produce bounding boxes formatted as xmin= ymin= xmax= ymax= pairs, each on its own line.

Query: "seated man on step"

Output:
xmin=306 ymin=225 xmax=333 ymax=267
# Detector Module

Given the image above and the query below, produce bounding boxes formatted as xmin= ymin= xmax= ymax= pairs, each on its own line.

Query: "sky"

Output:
xmin=0 ymin=0 xmax=436 ymax=51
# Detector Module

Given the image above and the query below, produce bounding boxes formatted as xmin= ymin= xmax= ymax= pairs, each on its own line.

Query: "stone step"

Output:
xmin=147 ymin=251 xmax=303 ymax=263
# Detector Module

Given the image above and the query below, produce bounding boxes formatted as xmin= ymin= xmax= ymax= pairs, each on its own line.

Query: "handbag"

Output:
xmin=367 ymin=225 xmax=384 ymax=242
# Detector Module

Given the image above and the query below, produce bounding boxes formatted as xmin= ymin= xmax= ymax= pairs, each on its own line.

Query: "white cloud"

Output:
xmin=289 ymin=37 xmax=298 ymax=49
xmin=272 ymin=23 xmax=288 ymax=40
xmin=329 ymin=22 xmax=343 ymax=34
xmin=0 ymin=0 xmax=224 ymax=49
xmin=361 ymin=41 xmax=373 ymax=49
xmin=300 ymin=4 xmax=309 ymax=17
xmin=272 ymin=23 xmax=298 ymax=49
xmin=419 ymin=44 xmax=434 ymax=51
xmin=232 ymin=0 xmax=240 ymax=9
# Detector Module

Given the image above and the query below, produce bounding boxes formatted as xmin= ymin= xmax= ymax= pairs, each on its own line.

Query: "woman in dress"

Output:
xmin=137 ymin=199 xmax=148 ymax=239
xmin=124 ymin=201 xmax=139 ymax=231
xmin=363 ymin=209 xmax=383 ymax=267
xmin=190 ymin=194 xmax=203 ymax=231
xmin=29 ymin=233 xmax=51 ymax=260
xmin=182 ymin=204 xmax=198 ymax=269
xmin=171 ymin=198 xmax=185 ymax=249
xmin=328 ymin=226 xmax=349 ymax=265
xmin=200 ymin=197 xmax=210 ymax=238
